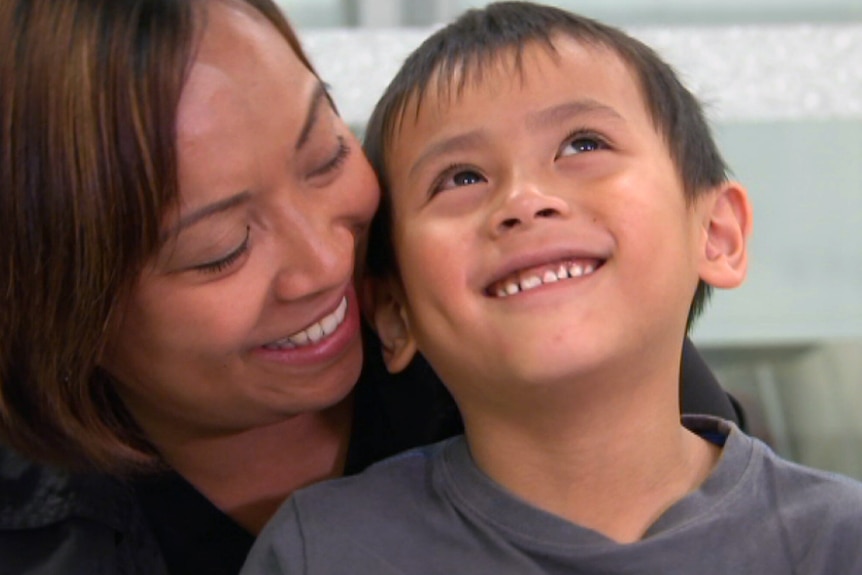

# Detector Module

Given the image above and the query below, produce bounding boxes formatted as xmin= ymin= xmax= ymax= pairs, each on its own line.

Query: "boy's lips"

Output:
xmin=485 ymin=256 xmax=606 ymax=298
xmin=263 ymin=296 xmax=349 ymax=350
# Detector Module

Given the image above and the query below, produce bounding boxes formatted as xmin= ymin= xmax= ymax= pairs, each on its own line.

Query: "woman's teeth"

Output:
xmin=264 ymin=296 xmax=348 ymax=350
xmin=491 ymin=260 xmax=599 ymax=298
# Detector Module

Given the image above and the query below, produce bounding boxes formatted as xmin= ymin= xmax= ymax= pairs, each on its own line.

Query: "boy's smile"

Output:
xmin=485 ymin=255 xmax=603 ymax=298
xmin=383 ymin=36 xmax=715 ymax=401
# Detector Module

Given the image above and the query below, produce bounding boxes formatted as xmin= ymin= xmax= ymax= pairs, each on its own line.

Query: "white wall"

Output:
xmin=298 ymin=24 xmax=862 ymax=346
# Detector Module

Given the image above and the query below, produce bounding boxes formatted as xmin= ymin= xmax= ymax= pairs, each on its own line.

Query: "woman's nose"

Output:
xmin=271 ymin=143 xmax=379 ymax=302
xmin=488 ymin=181 xmax=570 ymax=237
xmin=271 ymin=217 xmax=356 ymax=302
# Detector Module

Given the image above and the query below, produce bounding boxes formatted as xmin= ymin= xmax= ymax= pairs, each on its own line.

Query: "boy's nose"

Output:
xmin=489 ymin=183 xmax=570 ymax=236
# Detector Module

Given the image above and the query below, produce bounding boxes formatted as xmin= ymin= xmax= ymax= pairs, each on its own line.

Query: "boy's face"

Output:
xmin=381 ymin=38 xmax=715 ymax=396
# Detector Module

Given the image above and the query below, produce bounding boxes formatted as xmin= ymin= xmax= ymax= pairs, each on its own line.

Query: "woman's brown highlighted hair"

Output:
xmin=0 ymin=0 xmax=315 ymax=474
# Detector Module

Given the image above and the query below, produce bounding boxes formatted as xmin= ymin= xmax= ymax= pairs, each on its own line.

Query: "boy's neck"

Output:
xmin=459 ymin=360 xmax=721 ymax=544
xmin=149 ymin=394 xmax=354 ymax=535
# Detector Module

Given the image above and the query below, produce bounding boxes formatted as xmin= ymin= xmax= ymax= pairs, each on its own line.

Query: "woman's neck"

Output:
xmin=155 ymin=394 xmax=354 ymax=534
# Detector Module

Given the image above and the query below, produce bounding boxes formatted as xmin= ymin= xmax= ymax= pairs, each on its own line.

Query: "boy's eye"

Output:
xmin=432 ymin=166 xmax=487 ymax=195
xmin=451 ymin=170 xmax=484 ymax=187
xmin=558 ymin=133 xmax=608 ymax=158
xmin=191 ymin=225 xmax=251 ymax=275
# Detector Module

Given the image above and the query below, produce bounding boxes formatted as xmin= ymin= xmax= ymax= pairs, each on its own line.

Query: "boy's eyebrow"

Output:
xmin=408 ymin=131 xmax=487 ymax=180
xmin=295 ymin=81 xmax=329 ymax=151
xmin=525 ymin=99 xmax=624 ymax=131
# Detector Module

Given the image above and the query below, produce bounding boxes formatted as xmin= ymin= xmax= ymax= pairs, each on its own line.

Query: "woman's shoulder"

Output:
xmin=0 ymin=445 xmax=95 ymax=530
xmin=348 ymin=326 xmax=463 ymax=473
xmin=0 ymin=445 xmax=166 ymax=574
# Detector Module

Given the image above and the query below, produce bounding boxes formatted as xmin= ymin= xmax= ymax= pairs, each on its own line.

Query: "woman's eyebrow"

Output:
xmin=163 ymin=83 xmax=331 ymax=241
xmin=165 ymin=190 xmax=251 ymax=239
xmin=295 ymin=81 xmax=329 ymax=151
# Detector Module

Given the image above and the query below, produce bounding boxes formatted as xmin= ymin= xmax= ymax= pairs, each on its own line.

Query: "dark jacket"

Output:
xmin=0 ymin=447 xmax=166 ymax=574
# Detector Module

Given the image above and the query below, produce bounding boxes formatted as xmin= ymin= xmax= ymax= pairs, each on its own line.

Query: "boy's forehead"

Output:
xmin=402 ymin=42 xmax=552 ymax=121
xmin=388 ymin=37 xmax=642 ymax=147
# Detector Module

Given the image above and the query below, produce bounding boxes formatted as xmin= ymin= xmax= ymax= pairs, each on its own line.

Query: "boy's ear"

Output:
xmin=361 ymin=275 xmax=418 ymax=374
xmin=698 ymin=181 xmax=753 ymax=289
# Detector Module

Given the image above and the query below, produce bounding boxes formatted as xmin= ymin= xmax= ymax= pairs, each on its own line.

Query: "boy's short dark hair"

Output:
xmin=364 ymin=1 xmax=729 ymax=328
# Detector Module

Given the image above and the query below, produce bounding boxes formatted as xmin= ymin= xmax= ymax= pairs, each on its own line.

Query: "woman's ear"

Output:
xmin=698 ymin=181 xmax=753 ymax=289
xmin=361 ymin=275 xmax=418 ymax=374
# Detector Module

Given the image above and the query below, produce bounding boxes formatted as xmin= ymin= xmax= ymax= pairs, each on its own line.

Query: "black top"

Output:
xmin=133 ymin=330 xmax=464 ymax=575
xmin=0 ymin=332 xmax=739 ymax=575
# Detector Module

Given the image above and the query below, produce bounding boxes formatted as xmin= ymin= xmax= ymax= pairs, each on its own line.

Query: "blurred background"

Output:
xmin=277 ymin=0 xmax=862 ymax=478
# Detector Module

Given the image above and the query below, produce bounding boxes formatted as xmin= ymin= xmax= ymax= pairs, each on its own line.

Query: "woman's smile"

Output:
xmin=263 ymin=296 xmax=348 ymax=350
xmin=255 ymin=286 xmax=363 ymax=369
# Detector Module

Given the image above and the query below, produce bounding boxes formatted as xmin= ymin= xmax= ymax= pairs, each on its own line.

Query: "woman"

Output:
xmin=0 ymin=0 xmax=741 ymax=573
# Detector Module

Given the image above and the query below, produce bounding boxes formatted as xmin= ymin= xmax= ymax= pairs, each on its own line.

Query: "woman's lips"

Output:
xmin=263 ymin=296 xmax=348 ymax=350
xmin=254 ymin=285 xmax=362 ymax=368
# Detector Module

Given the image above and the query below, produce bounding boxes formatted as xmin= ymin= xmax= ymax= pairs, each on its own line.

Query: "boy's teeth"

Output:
xmin=490 ymin=259 xmax=601 ymax=298
xmin=264 ymin=297 xmax=348 ymax=350
xmin=521 ymin=276 xmax=542 ymax=290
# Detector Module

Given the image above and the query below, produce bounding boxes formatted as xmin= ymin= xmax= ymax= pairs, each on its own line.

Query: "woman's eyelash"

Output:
xmin=194 ymin=225 xmax=251 ymax=275
xmin=309 ymin=136 xmax=351 ymax=178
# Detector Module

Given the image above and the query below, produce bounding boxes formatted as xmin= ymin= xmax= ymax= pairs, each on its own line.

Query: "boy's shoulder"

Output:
xmin=753 ymin=435 xmax=862 ymax=520
xmin=292 ymin=437 xmax=457 ymax=526
xmin=700 ymin=415 xmax=862 ymax=565
xmin=243 ymin=439 xmax=461 ymax=574
xmin=676 ymin=416 xmax=862 ymax=545
xmin=689 ymin=414 xmax=862 ymax=512
xmin=655 ymin=416 xmax=862 ymax=572
xmin=754 ymin=441 xmax=862 ymax=569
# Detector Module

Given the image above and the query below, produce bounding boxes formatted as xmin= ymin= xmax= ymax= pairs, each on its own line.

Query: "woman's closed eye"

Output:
xmin=192 ymin=225 xmax=251 ymax=275
xmin=431 ymin=165 xmax=487 ymax=196
xmin=557 ymin=130 xmax=609 ymax=159
xmin=307 ymin=135 xmax=351 ymax=180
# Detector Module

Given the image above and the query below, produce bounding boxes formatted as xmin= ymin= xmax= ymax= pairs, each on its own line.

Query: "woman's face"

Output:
xmin=101 ymin=1 xmax=378 ymax=439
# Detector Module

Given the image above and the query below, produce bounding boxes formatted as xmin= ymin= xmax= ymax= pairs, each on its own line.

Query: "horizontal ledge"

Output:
xmin=299 ymin=24 xmax=862 ymax=125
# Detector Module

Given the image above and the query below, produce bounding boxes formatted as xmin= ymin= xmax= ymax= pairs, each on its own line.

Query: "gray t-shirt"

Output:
xmin=242 ymin=416 xmax=862 ymax=574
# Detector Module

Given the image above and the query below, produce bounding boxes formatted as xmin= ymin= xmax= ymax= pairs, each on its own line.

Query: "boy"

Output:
xmin=242 ymin=3 xmax=862 ymax=573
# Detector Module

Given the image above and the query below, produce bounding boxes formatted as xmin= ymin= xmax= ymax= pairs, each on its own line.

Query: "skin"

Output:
xmin=375 ymin=37 xmax=751 ymax=542
xmin=100 ymin=0 xmax=378 ymax=533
